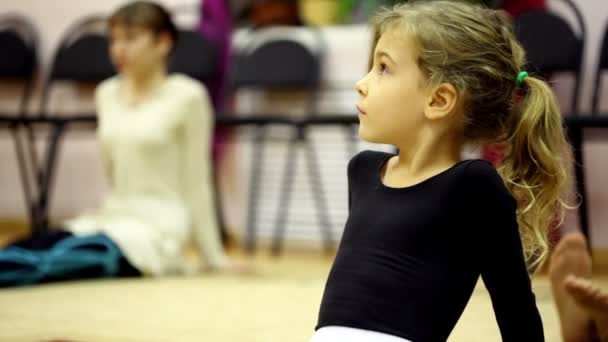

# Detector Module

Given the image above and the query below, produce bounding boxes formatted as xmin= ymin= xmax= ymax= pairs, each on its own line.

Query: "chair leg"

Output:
xmin=10 ymin=125 xmax=37 ymax=231
xmin=244 ymin=126 xmax=266 ymax=254
xmin=25 ymin=124 xmax=41 ymax=189
xmin=302 ymin=127 xmax=333 ymax=254
xmin=271 ymin=128 xmax=299 ymax=257
xmin=25 ymin=123 xmax=45 ymax=232
xmin=569 ymin=125 xmax=591 ymax=251
xmin=35 ymin=122 xmax=66 ymax=235
xmin=212 ymin=161 xmax=229 ymax=247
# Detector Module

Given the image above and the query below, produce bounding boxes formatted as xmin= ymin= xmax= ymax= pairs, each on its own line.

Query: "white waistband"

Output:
xmin=311 ymin=326 xmax=413 ymax=342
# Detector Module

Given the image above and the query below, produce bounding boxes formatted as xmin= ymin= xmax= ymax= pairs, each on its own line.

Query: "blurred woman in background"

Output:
xmin=0 ymin=1 xmax=232 ymax=286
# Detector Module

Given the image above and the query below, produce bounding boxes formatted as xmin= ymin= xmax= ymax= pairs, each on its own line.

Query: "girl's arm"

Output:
xmin=470 ymin=161 xmax=545 ymax=341
xmin=180 ymin=84 xmax=227 ymax=269
xmin=94 ymin=83 xmax=113 ymax=188
xmin=99 ymin=143 xmax=113 ymax=188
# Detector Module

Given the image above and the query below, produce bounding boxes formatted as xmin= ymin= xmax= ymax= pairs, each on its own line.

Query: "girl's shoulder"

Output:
xmin=94 ymin=76 xmax=120 ymax=102
xmin=164 ymin=75 xmax=215 ymax=117
xmin=166 ymin=74 xmax=210 ymax=98
xmin=350 ymin=150 xmax=393 ymax=166
xmin=462 ymin=159 xmax=515 ymax=203
xmin=347 ymin=150 xmax=392 ymax=174
xmin=462 ymin=159 xmax=503 ymax=185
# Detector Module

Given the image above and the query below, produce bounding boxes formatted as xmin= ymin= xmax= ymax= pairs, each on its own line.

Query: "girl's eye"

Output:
xmin=379 ymin=63 xmax=389 ymax=75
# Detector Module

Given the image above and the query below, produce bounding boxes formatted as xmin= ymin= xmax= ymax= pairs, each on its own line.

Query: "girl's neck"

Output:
xmin=385 ymin=130 xmax=463 ymax=187
xmin=122 ymin=65 xmax=168 ymax=106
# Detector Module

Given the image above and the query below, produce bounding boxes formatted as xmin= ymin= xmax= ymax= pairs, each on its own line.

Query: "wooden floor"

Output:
xmin=0 ymin=225 xmax=606 ymax=341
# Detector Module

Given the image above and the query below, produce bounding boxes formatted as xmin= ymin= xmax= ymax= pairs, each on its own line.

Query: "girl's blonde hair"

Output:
xmin=371 ymin=0 xmax=573 ymax=272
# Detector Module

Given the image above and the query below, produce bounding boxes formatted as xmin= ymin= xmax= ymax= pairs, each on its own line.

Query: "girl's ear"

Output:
xmin=424 ymin=82 xmax=458 ymax=120
xmin=157 ymin=31 xmax=173 ymax=57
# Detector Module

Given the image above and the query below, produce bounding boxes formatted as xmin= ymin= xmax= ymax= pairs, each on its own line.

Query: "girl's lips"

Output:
xmin=357 ymin=105 xmax=366 ymax=115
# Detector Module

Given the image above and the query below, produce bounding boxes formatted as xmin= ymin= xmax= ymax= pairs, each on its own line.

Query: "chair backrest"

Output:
xmin=227 ymin=27 xmax=325 ymax=115
xmin=169 ymin=30 xmax=218 ymax=84
xmin=0 ymin=14 xmax=38 ymax=116
xmin=232 ymin=40 xmax=320 ymax=88
xmin=40 ymin=15 xmax=114 ymax=114
xmin=513 ymin=0 xmax=585 ymax=115
xmin=51 ymin=34 xmax=113 ymax=82
xmin=592 ymin=21 xmax=608 ymax=115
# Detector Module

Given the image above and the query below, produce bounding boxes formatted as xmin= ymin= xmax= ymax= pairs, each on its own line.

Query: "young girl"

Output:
xmin=312 ymin=1 xmax=572 ymax=341
xmin=0 ymin=1 xmax=231 ymax=285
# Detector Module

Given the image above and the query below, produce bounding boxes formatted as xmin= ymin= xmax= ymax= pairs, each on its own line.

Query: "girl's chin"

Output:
xmin=358 ymin=128 xmax=389 ymax=145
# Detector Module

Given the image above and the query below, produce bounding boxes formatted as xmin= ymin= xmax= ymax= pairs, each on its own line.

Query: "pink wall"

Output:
xmin=2 ymin=0 xmax=608 ymax=247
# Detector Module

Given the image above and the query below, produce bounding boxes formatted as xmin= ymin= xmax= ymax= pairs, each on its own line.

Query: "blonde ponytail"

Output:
xmin=499 ymin=75 xmax=574 ymax=272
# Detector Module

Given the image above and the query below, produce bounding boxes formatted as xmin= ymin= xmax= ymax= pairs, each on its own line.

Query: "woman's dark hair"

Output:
xmin=108 ymin=1 xmax=178 ymax=49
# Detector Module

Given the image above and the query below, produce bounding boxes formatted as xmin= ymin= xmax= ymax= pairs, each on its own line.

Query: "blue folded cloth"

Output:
xmin=0 ymin=234 xmax=121 ymax=287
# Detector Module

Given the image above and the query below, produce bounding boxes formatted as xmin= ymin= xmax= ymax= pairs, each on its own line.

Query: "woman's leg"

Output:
xmin=1 ymin=230 xmax=140 ymax=286
xmin=40 ymin=232 xmax=142 ymax=281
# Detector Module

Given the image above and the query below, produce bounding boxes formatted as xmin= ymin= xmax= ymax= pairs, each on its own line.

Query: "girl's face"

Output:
xmin=356 ymin=30 xmax=431 ymax=146
xmin=109 ymin=24 xmax=170 ymax=78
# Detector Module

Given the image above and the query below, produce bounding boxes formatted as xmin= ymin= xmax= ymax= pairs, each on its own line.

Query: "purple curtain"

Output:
xmin=198 ymin=0 xmax=233 ymax=160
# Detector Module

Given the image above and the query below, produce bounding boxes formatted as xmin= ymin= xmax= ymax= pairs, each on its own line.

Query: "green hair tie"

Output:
xmin=516 ymin=71 xmax=528 ymax=88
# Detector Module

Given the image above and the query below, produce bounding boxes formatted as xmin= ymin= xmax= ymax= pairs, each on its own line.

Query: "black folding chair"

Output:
xmin=562 ymin=19 xmax=608 ymax=249
xmin=592 ymin=21 xmax=608 ymax=116
xmin=32 ymin=15 xmax=114 ymax=233
xmin=0 ymin=14 xmax=39 ymax=230
xmin=513 ymin=0 xmax=591 ymax=241
xmin=169 ymin=30 xmax=217 ymax=83
xmin=513 ymin=0 xmax=585 ymax=115
xmin=0 ymin=14 xmax=37 ymax=115
xmin=225 ymin=27 xmax=335 ymax=255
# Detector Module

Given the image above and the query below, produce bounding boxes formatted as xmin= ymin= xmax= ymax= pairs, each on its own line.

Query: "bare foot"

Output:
xmin=549 ymin=232 xmax=593 ymax=341
xmin=566 ymin=276 xmax=608 ymax=341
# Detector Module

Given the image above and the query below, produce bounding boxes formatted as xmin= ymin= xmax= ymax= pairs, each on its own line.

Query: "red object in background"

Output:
xmin=251 ymin=0 xmax=300 ymax=26
xmin=500 ymin=0 xmax=546 ymax=16
xmin=481 ymin=143 xmax=506 ymax=166
xmin=549 ymin=219 xmax=563 ymax=251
